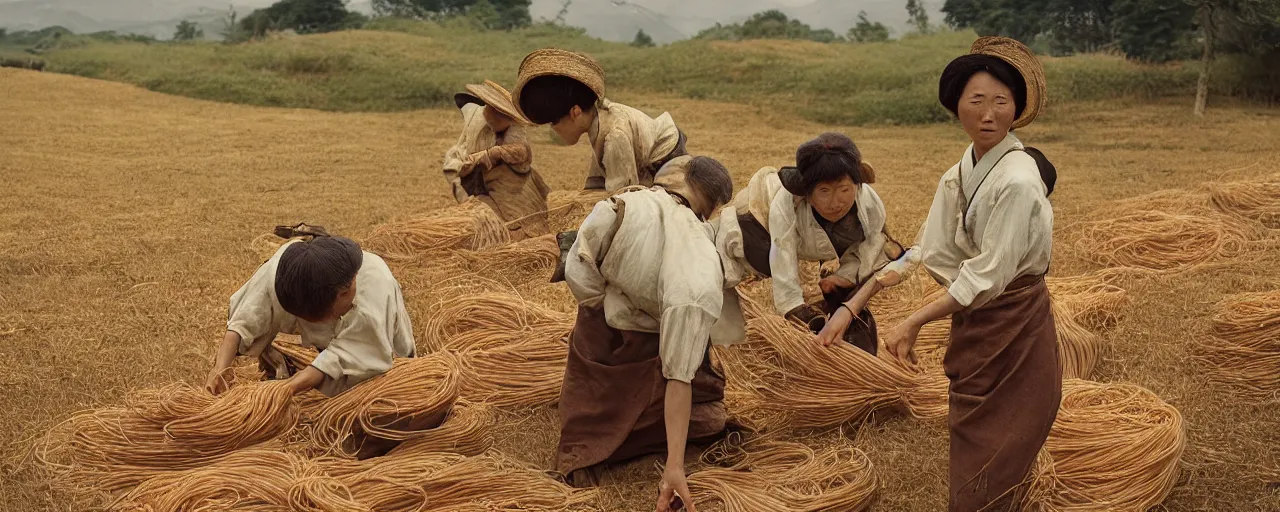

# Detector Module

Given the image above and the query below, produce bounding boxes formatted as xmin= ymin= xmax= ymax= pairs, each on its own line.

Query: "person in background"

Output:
xmin=883 ymin=36 xmax=1061 ymax=511
xmin=511 ymin=48 xmax=687 ymax=192
xmin=443 ymin=80 xmax=551 ymax=241
xmin=716 ymin=132 xmax=916 ymax=354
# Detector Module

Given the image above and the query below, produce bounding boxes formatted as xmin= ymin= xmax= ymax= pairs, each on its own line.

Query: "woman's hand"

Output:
xmin=204 ymin=365 xmax=235 ymax=395
xmin=884 ymin=320 xmax=921 ymax=367
xmin=816 ymin=306 xmax=853 ymax=347
xmin=656 ymin=464 xmax=696 ymax=512
xmin=818 ymin=275 xmax=855 ymax=295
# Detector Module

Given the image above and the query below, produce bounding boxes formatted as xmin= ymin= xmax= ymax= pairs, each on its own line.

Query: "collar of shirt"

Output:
xmin=960 ymin=132 xmax=1023 ymax=203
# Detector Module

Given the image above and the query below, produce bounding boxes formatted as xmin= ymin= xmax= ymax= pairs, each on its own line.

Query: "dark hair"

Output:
xmin=517 ymin=75 xmax=599 ymax=125
xmin=685 ymin=156 xmax=735 ymax=209
xmin=938 ymin=54 xmax=1027 ymax=120
xmin=789 ymin=132 xmax=870 ymax=196
xmin=275 ymin=236 xmax=363 ymax=321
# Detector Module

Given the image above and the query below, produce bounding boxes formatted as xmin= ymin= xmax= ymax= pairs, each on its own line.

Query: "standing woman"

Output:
xmin=719 ymin=133 xmax=914 ymax=354
xmin=883 ymin=37 xmax=1060 ymax=511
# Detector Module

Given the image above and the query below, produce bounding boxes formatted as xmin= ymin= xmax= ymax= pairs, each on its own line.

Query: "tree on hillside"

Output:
xmin=174 ymin=20 xmax=203 ymax=41
xmin=906 ymin=0 xmax=932 ymax=33
xmin=632 ymin=29 xmax=656 ymax=47
xmin=848 ymin=11 xmax=891 ymax=42
xmin=1112 ymin=0 xmax=1196 ymax=62
xmin=1042 ymin=0 xmax=1114 ymax=54
xmin=220 ymin=6 xmax=246 ymax=42
xmin=467 ymin=0 xmax=502 ymax=28
xmin=241 ymin=0 xmax=353 ymax=38
xmin=942 ymin=0 xmax=1048 ymax=43
xmin=696 ymin=9 xmax=841 ymax=42
xmin=372 ymin=0 xmax=531 ymax=29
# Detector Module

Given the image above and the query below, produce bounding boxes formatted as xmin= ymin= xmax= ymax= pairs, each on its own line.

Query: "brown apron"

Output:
xmin=475 ymin=163 xmax=551 ymax=241
xmin=554 ymin=304 xmax=726 ymax=477
xmin=944 ymin=275 xmax=1061 ymax=511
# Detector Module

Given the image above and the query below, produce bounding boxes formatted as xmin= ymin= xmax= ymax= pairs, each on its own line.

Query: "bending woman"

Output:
xmin=883 ymin=37 xmax=1061 ymax=511
xmin=718 ymin=133 xmax=914 ymax=353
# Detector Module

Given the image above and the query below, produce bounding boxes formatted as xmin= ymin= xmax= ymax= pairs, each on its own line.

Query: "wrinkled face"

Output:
xmin=549 ymin=105 xmax=591 ymax=145
xmin=482 ymin=106 xmax=514 ymax=133
xmin=808 ymin=175 xmax=858 ymax=222
xmin=957 ymin=71 xmax=1016 ymax=152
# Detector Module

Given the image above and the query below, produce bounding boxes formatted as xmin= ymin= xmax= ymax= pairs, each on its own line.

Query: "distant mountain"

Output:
xmin=0 ymin=0 xmax=274 ymax=39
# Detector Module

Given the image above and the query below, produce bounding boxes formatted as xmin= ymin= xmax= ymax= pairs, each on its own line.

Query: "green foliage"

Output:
xmin=631 ymin=29 xmax=656 ymax=48
xmin=174 ymin=20 xmax=204 ymax=41
xmin=371 ymin=0 xmax=531 ymax=28
xmin=240 ymin=0 xmax=354 ymax=38
xmin=695 ymin=10 xmax=843 ymax=43
xmin=849 ymin=11 xmax=892 ymax=42
xmin=1113 ymin=0 xmax=1197 ymax=62
xmin=906 ymin=0 xmax=932 ymax=34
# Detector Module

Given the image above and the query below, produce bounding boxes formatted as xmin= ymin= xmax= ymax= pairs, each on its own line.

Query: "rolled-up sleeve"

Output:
xmin=949 ymin=178 xmax=1042 ymax=308
xmin=565 ymin=200 xmax=619 ymax=306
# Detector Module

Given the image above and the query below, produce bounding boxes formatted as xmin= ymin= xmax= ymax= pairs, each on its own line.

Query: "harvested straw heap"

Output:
xmin=1037 ymin=379 xmax=1187 ymax=511
xmin=1209 ymin=174 xmax=1280 ymax=228
xmin=362 ymin=201 xmax=511 ymax=261
xmin=1196 ymin=290 xmax=1280 ymax=400
xmin=1073 ymin=208 xmax=1256 ymax=270
xmin=688 ymin=435 xmax=879 ymax=511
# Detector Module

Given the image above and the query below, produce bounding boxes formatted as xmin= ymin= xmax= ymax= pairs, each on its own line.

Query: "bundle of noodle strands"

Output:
xmin=454 ymin=233 xmax=559 ymax=285
xmin=547 ymin=189 xmax=610 ymax=232
xmin=1209 ymin=173 xmax=1280 ymax=228
xmin=719 ymin=296 xmax=921 ymax=431
xmin=319 ymin=451 xmax=599 ymax=512
xmin=34 ymin=378 xmax=301 ymax=499
xmin=383 ymin=401 xmax=495 ymax=457
xmin=420 ymin=290 xmax=572 ymax=351
xmin=111 ymin=448 xmax=370 ymax=512
xmin=688 ymin=435 xmax=879 ymax=511
xmin=1072 ymin=208 xmax=1257 ymax=270
xmin=1046 ymin=270 xmax=1130 ymax=331
xmin=1040 ymin=379 xmax=1186 ymax=511
xmin=362 ymin=201 xmax=510 ymax=261
xmin=302 ymin=351 xmax=462 ymax=456
xmin=455 ymin=323 xmax=573 ymax=407
xmin=1196 ymin=290 xmax=1280 ymax=399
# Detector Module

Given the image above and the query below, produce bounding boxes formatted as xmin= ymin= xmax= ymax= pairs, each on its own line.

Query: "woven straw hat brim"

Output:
xmin=464 ymin=80 xmax=532 ymax=125
xmin=455 ymin=92 xmax=483 ymax=110
xmin=969 ymin=36 xmax=1046 ymax=129
xmin=511 ymin=48 xmax=605 ymax=122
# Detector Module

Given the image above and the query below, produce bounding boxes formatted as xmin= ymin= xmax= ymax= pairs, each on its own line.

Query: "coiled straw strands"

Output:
xmin=112 ymin=449 xmax=368 ymax=512
xmin=1197 ymin=291 xmax=1280 ymax=399
xmin=1046 ymin=271 xmax=1130 ymax=331
xmin=384 ymin=401 xmax=495 ymax=457
xmin=421 ymin=290 xmax=572 ymax=351
xmin=1041 ymin=379 xmax=1186 ymax=511
xmin=688 ymin=436 xmax=879 ymax=511
xmin=1073 ymin=209 xmax=1255 ymax=270
xmin=321 ymin=451 xmax=600 ymax=512
xmin=547 ymin=189 xmax=610 ymax=232
xmin=456 ymin=323 xmax=573 ymax=407
xmin=303 ymin=351 xmax=462 ymax=456
xmin=1209 ymin=174 xmax=1280 ymax=228
xmin=454 ymin=233 xmax=559 ymax=284
xmin=726 ymin=296 xmax=920 ymax=431
xmin=362 ymin=201 xmax=510 ymax=260
xmin=35 ymin=380 xmax=300 ymax=494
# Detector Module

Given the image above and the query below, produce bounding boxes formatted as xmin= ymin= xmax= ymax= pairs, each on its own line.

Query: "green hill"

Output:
xmin=20 ymin=20 xmax=1252 ymax=125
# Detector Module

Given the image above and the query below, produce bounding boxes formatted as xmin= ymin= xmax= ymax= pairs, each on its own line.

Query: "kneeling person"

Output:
xmin=204 ymin=234 xmax=422 ymax=456
xmin=557 ymin=155 xmax=744 ymax=510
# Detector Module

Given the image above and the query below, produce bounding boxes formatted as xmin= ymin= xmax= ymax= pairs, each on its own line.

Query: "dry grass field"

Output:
xmin=2 ymin=66 xmax=1279 ymax=510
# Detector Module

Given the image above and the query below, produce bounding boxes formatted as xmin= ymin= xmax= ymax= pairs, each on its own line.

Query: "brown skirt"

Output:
xmin=944 ymin=276 xmax=1061 ymax=511
xmin=554 ymin=304 xmax=726 ymax=478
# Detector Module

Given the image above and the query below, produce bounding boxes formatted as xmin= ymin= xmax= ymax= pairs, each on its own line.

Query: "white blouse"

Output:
xmin=227 ymin=241 xmax=417 ymax=396
xmin=586 ymin=100 xmax=681 ymax=191
xmin=915 ymin=132 xmax=1053 ymax=309
xmin=564 ymin=188 xmax=745 ymax=383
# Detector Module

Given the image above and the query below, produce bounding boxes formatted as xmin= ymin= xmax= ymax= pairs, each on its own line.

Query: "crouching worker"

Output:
xmin=444 ymin=80 xmax=551 ymax=241
xmin=204 ymin=231 xmax=426 ymax=458
xmin=716 ymin=133 xmax=918 ymax=354
xmin=556 ymin=155 xmax=746 ymax=512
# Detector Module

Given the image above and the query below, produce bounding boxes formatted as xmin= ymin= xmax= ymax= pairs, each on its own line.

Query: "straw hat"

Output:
xmin=456 ymin=80 xmax=532 ymax=125
xmin=511 ymin=48 xmax=605 ymax=119
xmin=969 ymin=36 xmax=1046 ymax=129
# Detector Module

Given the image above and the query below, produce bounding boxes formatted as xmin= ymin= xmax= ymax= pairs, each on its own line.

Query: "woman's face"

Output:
xmin=957 ymin=71 xmax=1016 ymax=153
xmin=549 ymin=105 xmax=591 ymax=145
xmin=482 ymin=105 xmax=514 ymax=133
xmin=808 ymin=175 xmax=858 ymax=222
